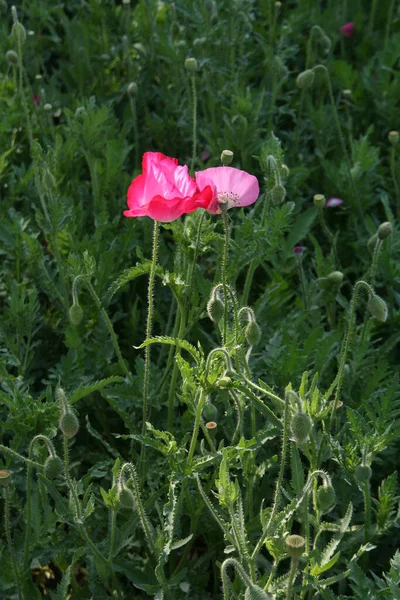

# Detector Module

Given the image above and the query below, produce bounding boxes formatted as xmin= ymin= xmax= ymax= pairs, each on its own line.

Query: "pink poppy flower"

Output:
xmin=33 ymin=94 xmax=40 ymax=106
xmin=195 ymin=166 xmax=259 ymax=214
xmin=340 ymin=22 xmax=355 ymax=37
xmin=326 ymin=197 xmax=343 ymax=208
xmin=293 ymin=246 xmax=305 ymax=255
xmin=124 ymin=152 xmax=214 ymax=222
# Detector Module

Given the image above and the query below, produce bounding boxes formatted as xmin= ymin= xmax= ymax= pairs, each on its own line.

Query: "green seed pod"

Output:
xmin=285 ymin=534 xmax=305 ymax=560
xmin=245 ymin=321 xmax=261 ymax=346
xmin=316 ymin=484 xmax=336 ymax=512
xmin=244 ymin=584 xmax=272 ymax=600
xmin=296 ymin=69 xmax=314 ymax=90
xmin=6 ymin=50 xmax=18 ymax=65
xmin=184 ymin=57 xmax=198 ymax=72
xmin=313 ymin=193 xmax=326 ymax=209
xmin=207 ymin=297 xmax=224 ymax=324
xmin=221 ymin=149 xmax=233 ymax=166
xmin=377 ymin=221 xmax=392 ymax=240
xmin=59 ymin=411 xmax=79 ymax=438
xmin=270 ymin=184 xmax=286 ymax=205
xmin=0 ymin=469 xmax=11 ymax=488
xmin=69 ymin=303 xmax=83 ymax=326
xmin=203 ymin=401 xmax=218 ymax=422
xmin=44 ymin=455 xmax=64 ymax=480
xmin=368 ymin=293 xmax=388 ymax=322
xmin=290 ymin=412 xmax=312 ymax=444
xmin=355 ymin=464 xmax=372 ymax=482
xmin=12 ymin=22 xmax=26 ymax=45
xmin=127 ymin=82 xmax=138 ymax=97
xmin=118 ymin=486 xmax=135 ymax=510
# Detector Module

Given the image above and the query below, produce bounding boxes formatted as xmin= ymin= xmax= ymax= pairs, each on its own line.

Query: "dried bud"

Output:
xmin=59 ymin=411 xmax=79 ymax=438
xmin=313 ymin=193 xmax=326 ymax=209
xmin=291 ymin=412 xmax=312 ymax=444
xmin=388 ymin=130 xmax=399 ymax=146
xmin=127 ymin=82 xmax=138 ymax=97
xmin=6 ymin=50 xmax=18 ymax=65
xmin=203 ymin=401 xmax=218 ymax=422
xmin=207 ymin=297 xmax=224 ymax=324
xmin=185 ymin=57 xmax=198 ymax=72
xmin=326 ymin=271 xmax=344 ymax=285
xmin=296 ymin=69 xmax=314 ymax=90
xmin=377 ymin=221 xmax=392 ymax=240
xmin=245 ymin=321 xmax=261 ymax=346
xmin=355 ymin=464 xmax=372 ymax=482
xmin=221 ymin=149 xmax=233 ymax=165
xmin=285 ymin=534 xmax=305 ymax=560
xmin=69 ymin=303 xmax=83 ymax=326
xmin=270 ymin=184 xmax=286 ymax=205
xmin=367 ymin=293 xmax=388 ymax=322
xmin=0 ymin=469 xmax=11 ymax=488
xmin=44 ymin=455 xmax=64 ymax=480
xmin=316 ymin=484 xmax=336 ymax=512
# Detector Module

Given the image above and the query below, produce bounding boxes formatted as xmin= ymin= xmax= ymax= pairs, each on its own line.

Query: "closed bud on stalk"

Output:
xmin=245 ymin=321 xmax=261 ymax=346
xmin=0 ymin=0 xmax=8 ymax=14
xmin=59 ymin=411 xmax=79 ymax=438
xmin=281 ymin=164 xmax=290 ymax=178
xmin=296 ymin=69 xmax=314 ymax=90
xmin=69 ymin=302 xmax=83 ymax=326
xmin=44 ymin=455 xmax=64 ymax=480
xmin=326 ymin=271 xmax=344 ymax=285
xmin=367 ymin=233 xmax=378 ymax=251
xmin=44 ymin=103 xmax=52 ymax=112
xmin=270 ymin=184 xmax=286 ymax=205
xmin=118 ymin=485 xmax=135 ymax=510
xmin=55 ymin=386 xmax=67 ymax=408
xmin=207 ymin=297 xmax=224 ymax=324
xmin=185 ymin=57 xmax=198 ymax=72
xmin=367 ymin=293 xmax=388 ymax=322
xmin=12 ymin=21 xmax=26 ymax=45
xmin=43 ymin=167 xmax=56 ymax=191
xmin=127 ymin=82 xmax=138 ymax=97
xmin=320 ymin=34 xmax=331 ymax=54
xmin=355 ymin=464 xmax=372 ymax=482
xmin=6 ymin=50 xmax=18 ymax=65
xmin=377 ymin=221 xmax=392 ymax=240
xmin=313 ymin=193 xmax=326 ymax=209
xmin=285 ymin=534 xmax=305 ymax=560
xmin=316 ymin=484 xmax=336 ymax=512
xmin=221 ymin=149 xmax=233 ymax=165
xmin=244 ymin=584 xmax=272 ymax=600
xmin=291 ymin=412 xmax=312 ymax=444
xmin=388 ymin=130 xmax=399 ymax=146
xmin=203 ymin=401 xmax=218 ymax=422
xmin=217 ymin=376 xmax=232 ymax=389
xmin=0 ymin=469 xmax=11 ymax=488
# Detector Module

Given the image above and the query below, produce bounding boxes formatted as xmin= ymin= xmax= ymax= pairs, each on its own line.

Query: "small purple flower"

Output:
xmin=326 ymin=197 xmax=343 ymax=208
xmin=340 ymin=22 xmax=355 ymax=38
xmin=201 ymin=150 xmax=211 ymax=162
xmin=293 ymin=246 xmax=305 ymax=256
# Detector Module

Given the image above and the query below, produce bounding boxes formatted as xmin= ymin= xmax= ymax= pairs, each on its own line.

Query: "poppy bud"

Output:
xmin=6 ymin=50 xmax=18 ymax=65
xmin=291 ymin=412 xmax=312 ymax=444
xmin=43 ymin=167 xmax=56 ymax=191
xmin=285 ymin=534 xmax=305 ymax=560
xmin=127 ymin=82 xmax=138 ymax=97
xmin=217 ymin=376 xmax=232 ymax=389
xmin=355 ymin=464 xmax=372 ymax=482
xmin=388 ymin=131 xmax=399 ymax=146
xmin=316 ymin=484 xmax=335 ymax=512
xmin=367 ymin=233 xmax=378 ymax=251
xmin=59 ymin=411 xmax=79 ymax=438
xmin=377 ymin=222 xmax=392 ymax=240
xmin=118 ymin=486 xmax=135 ymax=510
xmin=313 ymin=193 xmax=326 ymax=209
xmin=55 ymin=386 xmax=67 ymax=408
xmin=296 ymin=69 xmax=314 ymax=90
xmin=320 ymin=34 xmax=331 ymax=55
xmin=69 ymin=303 xmax=83 ymax=326
xmin=44 ymin=455 xmax=64 ymax=480
xmin=270 ymin=184 xmax=286 ymax=205
xmin=221 ymin=149 xmax=233 ymax=166
xmin=0 ymin=469 xmax=11 ymax=488
xmin=244 ymin=584 xmax=272 ymax=599
xmin=367 ymin=293 xmax=388 ymax=322
xmin=12 ymin=21 xmax=26 ymax=45
xmin=326 ymin=271 xmax=344 ymax=285
xmin=203 ymin=401 xmax=218 ymax=422
xmin=44 ymin=103 xmax=52 ymax=112
xmin=185 ymin=57 xmax=198 ymax=72
xmin=245 ymin=321 xmax=261 ymax=346
xmin=207 ymin=297 xmax=224 ymax=324
xmin=281 ymin=164 xmax=290 ymax=178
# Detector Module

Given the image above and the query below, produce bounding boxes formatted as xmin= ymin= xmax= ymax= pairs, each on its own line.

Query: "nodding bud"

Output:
xmin=377 ymin=221 xmax=392 ymax=240
xmin=320 ymin=34 xmax=331 ymax=54
xmin=217 ymin=376 xmax=232 ymax=389
xmin=6 ymin=50 xmax=18 ymax=65
xmin=221 ymin=149 xmax=234 ymax=165
xmin=313 ymin=193 xmax=326 ymax=209
xmin=367 ymin=293 xmax=388 ymax=322
xmin=367 ymin=233 xmax=378 ymax=251
xmin=245 ymin=321 xmax=261 ymax=346
xmin=285 ymin=534 xmax=305 ymax=560
xmin=296 ymin=69 xmax=314 ymax=90
xmin=184 ymin=57 xmax=198 ymax=72
xmin=127 ymin=82 xmax=138 ymax=97
xmin=326 ymin=271 xmax=344 ymax=285
xmin=118 ymin=485 xmax=135 ymax=510
xmin=270 ymin=184 xmax=286 ymax=205
xmin=388 ymin=130 xmax=399 ymax=146
xmin=244 ymin=584 xmax=272 ymax=600
xmin=44 ymin=103 xmax=52 ymax=112
xmin=281 ymin=164 xmax=290 ymax=178
xmin=291 ymin=412 xmax=312 ymax=444
xmin=12 ymin=22 xmax=26 ymax=46
xmin=207 ymin=297 xmax=224 ymax=324
xmin=59 ymin=411 xmax=79 ymax=438
xmin=69 ymin=303 xmax=83 ymax=326
xmin=0 ymin=469 xmax=11 ymax=487
xmin=44 ymin=455 xmax=64 ymax=480
xmin=316 ymin=484 xmax=336 ymax=512
xmin=355 ymin=464 xmax=372 ymax=482
xmin=203 ymin=401 xmax=218 ymax=422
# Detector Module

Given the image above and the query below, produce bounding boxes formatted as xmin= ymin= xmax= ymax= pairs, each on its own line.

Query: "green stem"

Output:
xmin=187 ymin=391 xmax=207 ymax=467
xmin=264 ymin=561 xmax=278 ymax=592
xmin=221 ymin=210 xmax=230 ymax=344
xmin=108 ymin=508 xmax=117 ymax=563
xmin=370 ymin=238 xmax=382 ymax=287
xmin=368 ymin=0 xmax=378 ymax=32
xmin=129 ymin=96 xmax=140 ymax=171
xmin=190 ymin=73 xmax=197 ymax=173
xmin=63 ymin=435 xmax=81 ymax=521
xmin=221 ymin=558 xmax=253 ymax=599
xmin=0 ymin=444 xmax=42 ymax=468
xmin=4 ymin=485 xmax=23 ymax=600
xmin=384 ymin=0 xmax=395 ymax=53
xmin=363 ymin=481 xmax=371 ymax=543
xmin=390 ymin=146 xmax=400 ymax=219
xmin=286 ymin=559 xmax=298 ymax=600
xmin=23 ymin=461 xmax=33 ymax=573
xmin=120 ymin=463 xmax=156 ymax=555
xmin=318 ymin=206 xmax=340 ymax=268
xmin=296 ymin=255 xmax=308 ymax=310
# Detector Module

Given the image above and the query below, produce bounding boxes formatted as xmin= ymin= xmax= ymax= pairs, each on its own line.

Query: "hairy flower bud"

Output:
xmin=12 ymin=21 xmax=26 ymax=45
xmin=0 ymin=469 xmax=11 ymax=487
xmin=316 ymin=484 xmax=336 ymax=512
xmin=217 ymin=376 xmax=232 ymax=389
xmin=118 ymin=485 xmax=135 ymax=510
xmin=59 ymin=411 xmax=79 ymax=438
xmin=127 ymin=82 xmax=138 ymax=97
xmin=245 ymin=321 xmax=261 ymax=346
xmin=6 ymin=50 xmax=18 ymax=65
xmin=203 ymin=401 xmax=218 ymax=422
xmin=207 ymin=297 xmax=224 ymax=324
xmin=368 ymin=293 xmax=388 ymax=322
xmin=44 ymin=455 xmax=64 ymax=480
xmin=355 ymin=464 xmax=372 ymax=482
xmin=221 ymin=149 xmax=233 ymax=166
xmin=44 ymin=103 xmax=52 ymax=112
xmin=185 ymin=57 xmax=198 ymax=72
xmin=285 ymin=534 xmax=305 ymax=560
xmin=313 ymin=193 xmax=326 ymax=209
xmin=377 ymin=221 xmax=392 ymax=240
xmin=326 ymin=271 xmax=344 ymax=285
xmin=296 ymin=69 xmax=314 ymax=90
xmin=244 ymin=584 xmax=272 ymax=600
xmin=270 ymin=184 xmax=286 ymax=205
xmin=43 ymin=167 xmax=56 ymax=191
xmin=291 ymin=412 xmax=312 ymax=444
xmin=367 ymin=233 xmax=378 ymax=251
xmin=69 ymin=303 xmax=83 ymax=326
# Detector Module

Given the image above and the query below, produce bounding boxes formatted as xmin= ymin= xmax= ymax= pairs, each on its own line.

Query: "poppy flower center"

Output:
xmin=218 ymin=191 xmax=241 ymax=206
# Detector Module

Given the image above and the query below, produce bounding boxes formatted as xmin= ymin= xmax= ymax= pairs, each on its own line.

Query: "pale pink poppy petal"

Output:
xmin=326 ymin=197 xmax=343 ymax=207
xmin=195 ymin=166 xmax=259 ymax=210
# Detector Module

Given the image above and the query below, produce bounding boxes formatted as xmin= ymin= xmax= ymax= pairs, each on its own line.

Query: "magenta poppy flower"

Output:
xmin=195 ymin=166 xmax=259 ymax=213
xmin=33 ymin=94 xmax=40 ymax=106
xmin=340 ymin=22 xmax=355 ymax=37
xmin=124 ymin=152 xmax=214 ymax=222
xmin=326 ymin=197 xmax=343 ymax=208
xmin=293 ymin=246 xmax=305 ymax=255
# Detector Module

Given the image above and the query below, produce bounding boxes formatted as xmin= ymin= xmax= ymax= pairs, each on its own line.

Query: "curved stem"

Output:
xmin=4 ymin=486 xmax=22 ymax=600
xmin=370 ymin=238 xmax=382 ymax=287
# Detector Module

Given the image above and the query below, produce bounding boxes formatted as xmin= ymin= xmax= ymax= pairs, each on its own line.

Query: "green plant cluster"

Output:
xmin=0 ymin=0 xmax=400 ymax=598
